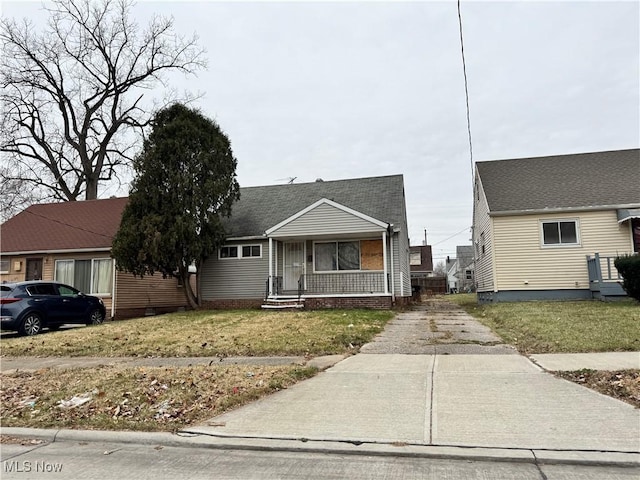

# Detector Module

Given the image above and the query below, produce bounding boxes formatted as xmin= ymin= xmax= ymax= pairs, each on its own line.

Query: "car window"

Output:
xmin=27 ymin=284 xmax=58 ymax=295
xmin=0 ymin=286 xmax=14 ymax=297
xmin=57 ymin=285 xmax=79 ymax=297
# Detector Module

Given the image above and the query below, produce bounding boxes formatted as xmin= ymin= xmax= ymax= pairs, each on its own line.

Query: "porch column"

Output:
xmin=268 ymin=237 xmax=273 ymax=296
xmin=382 ymin=230 xmax=389 ymax=294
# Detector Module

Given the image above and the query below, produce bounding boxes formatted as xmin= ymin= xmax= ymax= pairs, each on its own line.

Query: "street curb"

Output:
xmin=2 ymin=427 xmax=639 ymax=468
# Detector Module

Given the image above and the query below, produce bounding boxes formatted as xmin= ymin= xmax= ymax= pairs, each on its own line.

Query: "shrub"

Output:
xmin=614 ymin=254 xmax=640 ymax=301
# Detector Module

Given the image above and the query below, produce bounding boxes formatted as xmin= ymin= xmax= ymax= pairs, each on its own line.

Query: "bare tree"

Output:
xmin=0 ymin=0 xmax=206 ymax=202
xmin=433 ymin=261 xmax=447 ymax=277
xmin=0 ymin=164 xmax=43 ymax=222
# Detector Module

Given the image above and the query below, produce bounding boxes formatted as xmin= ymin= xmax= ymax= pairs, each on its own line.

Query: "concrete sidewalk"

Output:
xmin=184 ymin=354 xmax=640 ymax=455
xmin=530 ymin=352 xmax=640 ymax=371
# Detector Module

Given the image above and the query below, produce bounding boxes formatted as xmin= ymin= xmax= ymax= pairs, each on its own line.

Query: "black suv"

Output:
xmin=0 ymin=281 xmax=106 ymax=336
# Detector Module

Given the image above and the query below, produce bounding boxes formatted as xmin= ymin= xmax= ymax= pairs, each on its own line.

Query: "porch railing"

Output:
xmin=299 ymin=272 xmax=388 ymax=295
xmin=586 ymin=253 xmax=626 ymax=299
xmin=265 ymin=276 xmax=283 ymax=300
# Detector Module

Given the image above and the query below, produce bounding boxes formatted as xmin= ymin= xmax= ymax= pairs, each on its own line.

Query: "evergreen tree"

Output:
xmin=112 ymin=103 xmax=240 ymax=308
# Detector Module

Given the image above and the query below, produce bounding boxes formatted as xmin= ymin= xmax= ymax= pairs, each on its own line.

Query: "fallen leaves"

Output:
xmin=556 ymin=369 xmax=640 ymax=408
xmin=1 ymin=364 xmax=317 ymax=432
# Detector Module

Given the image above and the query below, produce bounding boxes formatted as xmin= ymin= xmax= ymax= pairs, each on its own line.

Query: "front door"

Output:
xmin=283 ymin=242 xmax=305 ymax=291
xmin=26 ymin=258 xmax=43 ymax=280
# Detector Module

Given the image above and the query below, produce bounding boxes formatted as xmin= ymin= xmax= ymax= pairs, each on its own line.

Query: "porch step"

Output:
xmin=261 ymin=298 xmax=305 ymax=309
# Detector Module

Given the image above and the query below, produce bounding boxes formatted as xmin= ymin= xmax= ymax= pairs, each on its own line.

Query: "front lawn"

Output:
xmin=447 ymin=295 xmax=640 ymax=354
xmin=1 ymin=364 xmax=316 ymax=432
xmin=0 ymin=309 xmax=395 ymax=357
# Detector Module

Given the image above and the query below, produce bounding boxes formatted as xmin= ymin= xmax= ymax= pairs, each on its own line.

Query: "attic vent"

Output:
xmin=315 ymin=178 xmax=324 ymax=182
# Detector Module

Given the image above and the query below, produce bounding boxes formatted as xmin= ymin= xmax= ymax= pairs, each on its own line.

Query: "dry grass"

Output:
xmin=447 ymin=295 xmax=640 ymax=354
xmin=556 ymin=370 xmax=640 ymax=408
xmin=1 ymin=364 xmax=316 ymax=432
xmin=0 ymin=309 xmax=394 ymax=357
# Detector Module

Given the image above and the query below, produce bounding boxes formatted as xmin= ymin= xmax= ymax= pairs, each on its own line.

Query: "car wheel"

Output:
xmin=87 ymin=309 xmax=104 ymax=326
xmin=20 ymin=313 xmax=42 ymax=336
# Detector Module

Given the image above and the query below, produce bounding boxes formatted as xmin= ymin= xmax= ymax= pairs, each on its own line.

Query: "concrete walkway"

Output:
xmin=2 ymin=299 xmax=639 ymax=467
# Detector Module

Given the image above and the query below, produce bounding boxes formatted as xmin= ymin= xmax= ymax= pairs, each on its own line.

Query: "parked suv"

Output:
xmin=0 ymin=281 xmax=106 ymax=336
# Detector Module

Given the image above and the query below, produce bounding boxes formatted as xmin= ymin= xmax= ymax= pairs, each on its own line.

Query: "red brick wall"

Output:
xmin=200 ymin=298 xmax=264 ymax=310
xmin=304 ymin=296 xmax=393 ymax=309
xmin=201 ymin=296 xmax=411 ymax=310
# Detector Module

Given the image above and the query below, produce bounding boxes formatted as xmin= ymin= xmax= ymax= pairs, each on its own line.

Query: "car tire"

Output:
xmin=20 ymin=313 xmax=43 ymax=336
xmin=87 ymin=309 xmax=104 ymax=326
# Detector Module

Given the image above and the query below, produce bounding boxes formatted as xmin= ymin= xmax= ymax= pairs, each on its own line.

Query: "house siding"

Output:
xmin=270 ymin=202 xmax=386 ymax=238
xmin=392 ymin=232 xmax=411 ymax=297
xmin=200 ymin=240 xmax=269 ymax=300
xmin=113 ymin=271 xmax=191 ymax=319
xmin=492 ymin=210 xmax=633 ymax=291
xmin=473 ymin=176 xmax=495 ymax=293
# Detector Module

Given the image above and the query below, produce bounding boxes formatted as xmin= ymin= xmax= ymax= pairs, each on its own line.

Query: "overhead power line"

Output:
xmin=457 ymin=0 xmax=474 ymax=179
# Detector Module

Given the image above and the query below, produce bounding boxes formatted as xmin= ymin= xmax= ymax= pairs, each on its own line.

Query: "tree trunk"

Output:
xmin=85 ymin=177 xmax=99 ymax=200
xmin=183 ymin=271 xmax=199 ymax=310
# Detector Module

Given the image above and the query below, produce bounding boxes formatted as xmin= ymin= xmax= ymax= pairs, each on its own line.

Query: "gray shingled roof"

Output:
xmin=476 ymin=149 xmax=640 ymax=213
xmin=224 ymin=175 xmax=406 ymax=237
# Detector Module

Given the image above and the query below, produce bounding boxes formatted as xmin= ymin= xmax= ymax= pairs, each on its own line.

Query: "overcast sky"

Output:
xmin=4 ymin=1 xmax=639 ymax=264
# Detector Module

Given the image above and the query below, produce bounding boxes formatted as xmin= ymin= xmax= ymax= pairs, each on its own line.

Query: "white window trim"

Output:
xmin=540 ymin=218 xmax=581 ymax=248
xmin=219 ymin=244 xmax=263 ymax=260
xmin=53 ymin=257 xmax=113 ymax=295
xmin=0 ymin=258 xmax=9 ymax=274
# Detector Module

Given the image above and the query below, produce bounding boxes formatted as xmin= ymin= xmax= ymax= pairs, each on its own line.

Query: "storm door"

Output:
xmin=283 ymin=242 xmax=305 ymax=291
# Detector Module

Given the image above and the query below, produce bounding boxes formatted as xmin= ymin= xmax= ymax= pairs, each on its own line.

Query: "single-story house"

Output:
xmin=200 ymin=174 xmax=412 ymax=309
xmin=0 ymin=198 xmax=191 ymax=319
xmin=473 ymin=148 xmax=640 ymax=302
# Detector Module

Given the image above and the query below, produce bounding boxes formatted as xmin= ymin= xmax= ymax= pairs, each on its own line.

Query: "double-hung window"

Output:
xmin=541 ymin=220 xmax=579 ymax=246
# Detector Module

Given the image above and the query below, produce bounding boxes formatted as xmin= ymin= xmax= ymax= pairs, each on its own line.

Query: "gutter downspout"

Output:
xmin=389 ymin=226 xmax=395 ymax=301
xmin=382 ymin=230 xmax=389 ymax=295
xmin=268 ymin=237 xmax=273 ymax=297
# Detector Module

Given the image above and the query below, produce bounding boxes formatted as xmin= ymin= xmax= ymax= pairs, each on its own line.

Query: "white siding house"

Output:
xmin=473 ymin=149 xmax=640 ymax=302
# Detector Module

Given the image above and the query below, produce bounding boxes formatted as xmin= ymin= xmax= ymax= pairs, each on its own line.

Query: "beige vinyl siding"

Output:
xmin=201 ymin=240 xmax=269 ymax=299
xmin=270 ymin=202 xmax=385 ymax=238
xmin=114 ymin=271 xmax=189 ymax=313
xmin=492 ymin=210 xmax=633 ymax=291
xmin=473 ymin=177 xmax=494 ymax=292
xmin=0 ymin=255 xmax=27 ymax=283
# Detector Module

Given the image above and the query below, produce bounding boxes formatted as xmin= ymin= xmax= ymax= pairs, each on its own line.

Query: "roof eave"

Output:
xmin=0 ymin=247 xmax=112 ymax=256
xmin=488 ymin=203 xmax=640 ymax=217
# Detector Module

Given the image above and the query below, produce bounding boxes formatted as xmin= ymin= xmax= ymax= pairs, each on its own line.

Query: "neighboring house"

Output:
xmin=0 ymin=198 xmax=191 ymax=319
xmin=444 ymin=246 xmax=474 ymax=294
xmin=409 ymin=244 xmax=446 ymax=295
xmin=455 ymin=245 xmax=475 ymax=293
xmin=473 ymin=148 xmax=640 ymax=302
xmin=200 ymin=175 xmax=412 ymax=309
xmin=445 ymin=256 xmax=458 ymax=293
xmin=409 ymin=245 xmax=433 ymax=277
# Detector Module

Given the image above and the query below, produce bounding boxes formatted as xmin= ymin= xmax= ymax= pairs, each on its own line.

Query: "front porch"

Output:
xmin=263 ymin=270 xmax=392 ymax=309
xmin=266 ymin=272 xmax=390 ymax=297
